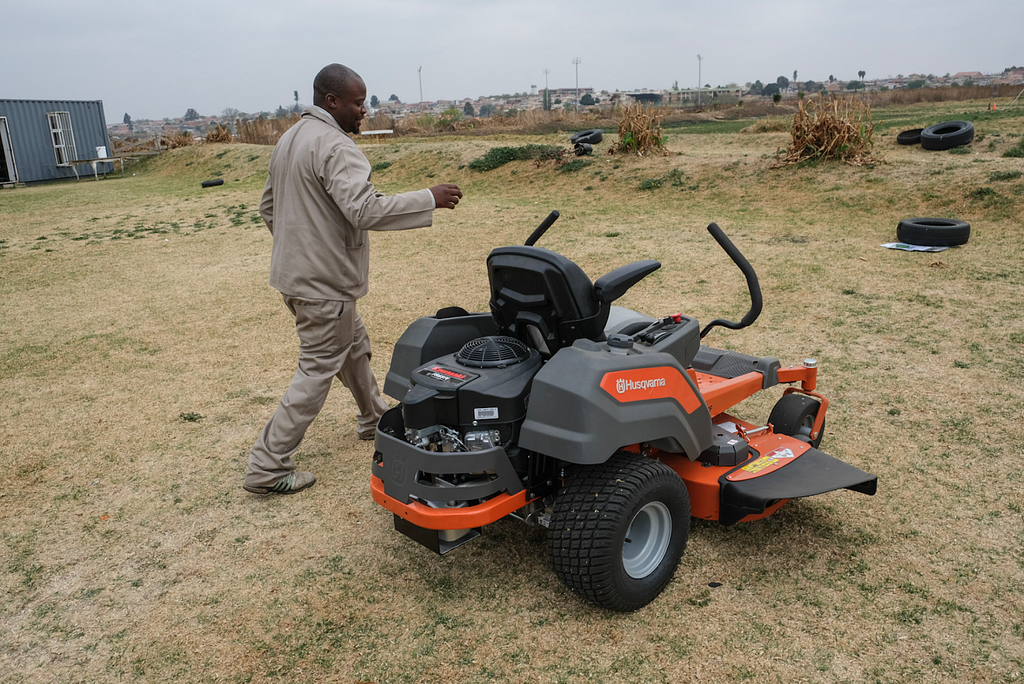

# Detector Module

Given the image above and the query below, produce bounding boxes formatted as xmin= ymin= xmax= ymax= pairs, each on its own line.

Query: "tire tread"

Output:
xmin=549 ymin=453 xmax=689 ymax=611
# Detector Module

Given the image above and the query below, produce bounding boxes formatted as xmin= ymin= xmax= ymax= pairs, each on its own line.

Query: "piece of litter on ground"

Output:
xmin=708 ymin=582 xmax=723 ymax=588
xmin=880 ymin=242 xmax=949 ymax=252
xmin=100 ymin=515 xmax=110 ymax=521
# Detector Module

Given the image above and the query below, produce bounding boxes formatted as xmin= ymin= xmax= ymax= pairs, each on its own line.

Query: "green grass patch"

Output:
xmin=558 ymin=158 xmax=592 ymax=173
xmin=467 ymin=145 xmax=563 ymax=171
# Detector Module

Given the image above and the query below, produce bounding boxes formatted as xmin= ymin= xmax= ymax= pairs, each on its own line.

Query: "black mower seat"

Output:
xmin=488 ymin=246 xmax=603 ymax=357
xmin=487 ymin=246 xmax=659 ymax=358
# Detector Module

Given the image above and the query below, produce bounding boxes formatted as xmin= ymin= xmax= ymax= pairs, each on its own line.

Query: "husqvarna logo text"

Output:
xmin=600 ymin=367 xmax=702 ymax=413
xmin=616 ymin=377 xmax=667 ymax=394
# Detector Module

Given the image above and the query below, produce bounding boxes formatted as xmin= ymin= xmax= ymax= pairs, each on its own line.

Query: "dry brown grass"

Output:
xmin=741 ymin=117 xmax=791 ymax=134
xmin=3 ymin=105 xmax=1024 ymax=682
xmin=236 ymin=114 xmax=300 ymax=145
xmin=867 ymin=83 xmax=1023 ymax=106
xmin=774 ymin=95 xmax=882 ymax=167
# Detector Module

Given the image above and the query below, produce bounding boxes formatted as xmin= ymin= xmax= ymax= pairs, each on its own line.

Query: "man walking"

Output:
xmin=244 ymin=63 xmax=462 ymax=495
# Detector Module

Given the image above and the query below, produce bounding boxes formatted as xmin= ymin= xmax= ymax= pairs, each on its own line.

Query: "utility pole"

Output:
xmin=697 ymin=54 xmax=702 ymax=107
xmin=573 ymin=57 xmax=582 ymax=112
xmin=543 ymin=68 xmax=550 ymax=111
xmin=418 ymin=66 xmax=423 ymax=103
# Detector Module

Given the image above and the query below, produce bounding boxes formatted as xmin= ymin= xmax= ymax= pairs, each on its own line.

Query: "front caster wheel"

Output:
xmin=549 ymin=453 xmax=690 ymax=611
xmin=768 ymin=393 xmax=825 ymax=448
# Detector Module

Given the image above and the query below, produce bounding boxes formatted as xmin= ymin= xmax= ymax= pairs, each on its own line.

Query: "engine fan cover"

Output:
xmin=456 ymin=336 xmax=531 ymax=368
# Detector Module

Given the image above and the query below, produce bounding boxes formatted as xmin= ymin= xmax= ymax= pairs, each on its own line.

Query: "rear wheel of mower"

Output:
xmin=549 ymin=453 xmax=690 ymax=611
xmin=768 ymin=393 xmax=824 ymax=448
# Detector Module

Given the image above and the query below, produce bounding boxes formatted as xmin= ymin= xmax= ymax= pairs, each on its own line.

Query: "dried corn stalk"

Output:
xmin=774 ymin=95 xmax=883 ymax=166
xmin=610 ymin=102 xmax=666 ymax=156
xmin=204 ymin=124 xmax=233 ymax=144
xmin=162 ymin=130 xmax=195 ymax=149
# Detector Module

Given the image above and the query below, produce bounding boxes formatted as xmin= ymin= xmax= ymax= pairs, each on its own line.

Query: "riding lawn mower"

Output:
xmin=371 ymin=212 xmax=877 ymax=611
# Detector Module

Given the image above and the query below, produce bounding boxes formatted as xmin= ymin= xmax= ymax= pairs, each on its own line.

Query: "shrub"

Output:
xmin=436 ymin=107 xmax=463 ymax=131
xmin=467 ymin=145 xmax=564 ymax=171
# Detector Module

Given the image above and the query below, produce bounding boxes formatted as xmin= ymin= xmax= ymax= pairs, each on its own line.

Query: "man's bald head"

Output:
xmin=312 ymin=64 xmax=368 ymax=134
xmin=313 ymin=64 xmax=363 ymax=108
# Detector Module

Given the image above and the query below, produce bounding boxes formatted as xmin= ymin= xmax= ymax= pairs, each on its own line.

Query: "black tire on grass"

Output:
xmin=550 ymin=453 xmax=690 ymax=612
xmin=896 ymin=128 xmax=923 ymax=145
xmin=896 ymin=217 xmax=971 ymax=247
xmin=570 ymin=129 xmax=603 ymax=145
xmin=201 ymin=178 xmax=224 ymax=188
xmin=920 ymin=121 xmax=974 ymax=151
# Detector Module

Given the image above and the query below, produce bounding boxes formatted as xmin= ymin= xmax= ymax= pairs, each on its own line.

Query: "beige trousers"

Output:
xmin=245 ymin=296 xmax=389 ymax=487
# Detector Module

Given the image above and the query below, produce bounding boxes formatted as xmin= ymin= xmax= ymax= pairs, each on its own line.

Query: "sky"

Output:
xmin=4 ymin=0 xmax=1023 ymax=124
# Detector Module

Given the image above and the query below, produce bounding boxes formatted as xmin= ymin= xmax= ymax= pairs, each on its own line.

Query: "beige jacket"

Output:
xmin=260 ymin=107 xmax=434 ymax=300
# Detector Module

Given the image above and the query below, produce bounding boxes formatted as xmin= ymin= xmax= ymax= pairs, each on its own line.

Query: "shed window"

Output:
xmin=47 ymin=111 xmax=77 ymax=166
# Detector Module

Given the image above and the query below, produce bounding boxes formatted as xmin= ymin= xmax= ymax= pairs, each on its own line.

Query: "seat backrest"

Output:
xmin=487 ymin=246 xmax=608 ymax=357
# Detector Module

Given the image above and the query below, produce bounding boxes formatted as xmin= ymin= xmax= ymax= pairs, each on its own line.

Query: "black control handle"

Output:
xmin=700 ymin=222 xmax=763 ymax=339
xmin=525 ymin=210 xmax=560 ymax=246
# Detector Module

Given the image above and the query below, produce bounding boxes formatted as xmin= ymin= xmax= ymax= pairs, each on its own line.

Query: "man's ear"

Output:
xmin=323 ymin=93 xmax=337 ymax=109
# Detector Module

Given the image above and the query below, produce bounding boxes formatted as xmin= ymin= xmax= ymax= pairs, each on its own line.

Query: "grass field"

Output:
xmin=2 ymin=99 xmax=1023 ymax=683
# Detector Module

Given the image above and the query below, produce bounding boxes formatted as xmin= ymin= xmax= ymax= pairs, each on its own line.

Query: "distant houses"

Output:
xmin=100 ymin=67 xmax=1024 ymax=145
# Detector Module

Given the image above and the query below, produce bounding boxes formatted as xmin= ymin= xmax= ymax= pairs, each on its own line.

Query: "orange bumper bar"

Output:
xmin=371 ymin=475 xmax=532 ymax=530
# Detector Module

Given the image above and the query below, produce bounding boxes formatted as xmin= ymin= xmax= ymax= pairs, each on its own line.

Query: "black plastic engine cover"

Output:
xmin=401 ymin=350 xmax=542 ymax=433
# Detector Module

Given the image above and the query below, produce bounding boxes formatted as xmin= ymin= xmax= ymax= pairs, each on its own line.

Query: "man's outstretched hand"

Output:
xmin=430 ymin=184 xmax=463 ymax=210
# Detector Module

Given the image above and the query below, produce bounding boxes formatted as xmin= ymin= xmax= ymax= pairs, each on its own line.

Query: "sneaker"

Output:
xmin=242 ymin=471 xmax=316 ymax=495
xmin=357 ymin=431 xmax=376 ymax=441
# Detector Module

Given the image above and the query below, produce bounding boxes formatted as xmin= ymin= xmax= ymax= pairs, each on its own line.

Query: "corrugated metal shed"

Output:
xmin=0 ymin=99 xmax=112 ymax=183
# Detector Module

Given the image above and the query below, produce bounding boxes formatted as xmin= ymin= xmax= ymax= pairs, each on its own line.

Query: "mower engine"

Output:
xmin=399 ymin=335 xmax=540 ymax=455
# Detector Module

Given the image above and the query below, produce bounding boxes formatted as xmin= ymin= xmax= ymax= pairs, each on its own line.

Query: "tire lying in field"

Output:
xmin=920 ymin=121 xmax=974 ymax=151
xmin=896 ymin=128 xmax=923 ymax=145
xmin=201 ymin=178 xmax=224 ymax=188
xmin=570 ymin=128 xmax=603 ymax=145
xmin=896 ymin=217 xmax=971 ymax=246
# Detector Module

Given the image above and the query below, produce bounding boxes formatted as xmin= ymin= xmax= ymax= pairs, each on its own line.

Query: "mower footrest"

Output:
xmin=720 ymin=447 xmax=876 ymax=526
xmin=693 ymin=345 xmax=780 ymax=388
